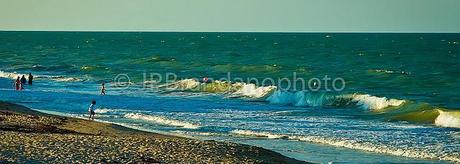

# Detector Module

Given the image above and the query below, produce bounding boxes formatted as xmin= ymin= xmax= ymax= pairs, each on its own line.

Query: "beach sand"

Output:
xmin=0 ymin=101 xmax=306 ymax=163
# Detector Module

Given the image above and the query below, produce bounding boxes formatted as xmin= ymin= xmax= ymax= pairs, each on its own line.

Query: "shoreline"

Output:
xmin=0 ymin=101 xmax=307 ymax=163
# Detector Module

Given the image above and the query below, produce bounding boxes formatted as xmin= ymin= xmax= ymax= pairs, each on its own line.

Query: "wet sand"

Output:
xmin=0 ymin=101 xmax=307 ymax=163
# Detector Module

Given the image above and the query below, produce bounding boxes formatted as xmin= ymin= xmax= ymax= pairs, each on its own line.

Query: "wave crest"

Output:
xmin=161 ymin=79 xmax=407 ymax=111
xmin=266 ymin=91 xmax=405 ymax=110
xmin=347 ymin=94 xmax=405 ymax=111
xmin=158 ymin=79 xmax=276 ymax=98
xmin=435 ymin=110 xmax=460 ymax=128
xmin=232 ymin=83 xmax=277 ymax=98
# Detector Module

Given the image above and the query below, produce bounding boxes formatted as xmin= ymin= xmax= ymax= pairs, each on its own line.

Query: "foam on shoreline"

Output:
xmin=231 ymin=129 xmax=460 ymax=163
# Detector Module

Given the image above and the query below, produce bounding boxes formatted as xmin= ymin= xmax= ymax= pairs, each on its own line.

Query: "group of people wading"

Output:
xmin=14 ymin=73 xmax=33 ymax=90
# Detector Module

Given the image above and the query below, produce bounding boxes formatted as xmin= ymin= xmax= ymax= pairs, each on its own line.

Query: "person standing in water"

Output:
xmin=20 ymin=75 xmax=27 ymax=85
xmin=100 ymin=82 xmax=106 ymax=95
xmin=28 ymin=73 xmax=33 ymax=85
xmin=88 ymin=100 xmax=96 ymax=120
xmin=15 ymin=76 xmax=21 ymax=90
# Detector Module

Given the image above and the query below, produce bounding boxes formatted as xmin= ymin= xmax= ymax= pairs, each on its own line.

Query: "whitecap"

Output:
xmin=349 ymin=94 xmax=405 ymax=110
xmin=232 ymin=83 xmax=276 ymax=98
xmin=435 ymin=110 xmax=460 ymax=128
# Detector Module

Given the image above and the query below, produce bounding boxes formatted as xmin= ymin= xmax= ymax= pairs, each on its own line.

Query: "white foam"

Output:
xmin=88 ymin=118 xmax=194 ymax=139
xmin=158 ymin=79 xmax=200 ymax=90
xmin=0 ymin=70 xmax=82 ymax=82
xmin=156 ymin=79 xmax=405 ymax=112
xmin=171 ymin=130 xmax=219 ymax=137
xmin=232 ymin=83 xmax=276 ymax=98
xmin=374 ymin=69 xmax=395 ymax=74
xmin=33 ymin=108 xmax=191 ymax=138
xmin=94 ymin=108 xmax=137 ymax=114
xmin=0 ymin=71 xmax=23 ymax=79
xmin=231 ymin=129 xmax=288 ymax=139
xmin=94 ymin=108 xmax=113 ymax=114
xmin=350 ymin=94 xmax=405 ymax=110
xmin=388 ymin=124 xmax=428 ymax=129
xmin=373 ymin=69 xmax=410 ymax=75
xmin=289 ymin=135 xmax=460 ymax=162
xmin=261 ymin=90 xmax=406 ymax=110
xmin=48 ymin=76 xmax=81 ymax=82
xmin=435 ymin=110 xmax=460 ymax=128
xmin=159 ymin=79 xmax=276 ymax=98
xmin=124 ymin=113 xmax=201 ymax=129
xmin=231 ymin=129 xmax=460 ymax=162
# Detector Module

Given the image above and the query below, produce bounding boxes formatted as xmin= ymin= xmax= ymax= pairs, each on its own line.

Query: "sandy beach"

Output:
xmin=0 ymin=101 xmax=306 ymax=163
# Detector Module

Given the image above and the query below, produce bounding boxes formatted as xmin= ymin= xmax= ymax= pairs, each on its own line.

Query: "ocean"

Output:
xmin=0 ymin=31 xmax=459 ymax=163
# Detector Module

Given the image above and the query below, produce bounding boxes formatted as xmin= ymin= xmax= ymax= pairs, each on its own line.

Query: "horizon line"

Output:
xmin=1 ymin=29 xmax=459 ymax=34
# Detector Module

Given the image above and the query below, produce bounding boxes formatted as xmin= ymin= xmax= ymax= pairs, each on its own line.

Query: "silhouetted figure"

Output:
xmin=100 ymin=82 xmax=106 ymax=95
xmin=15 ymin=76 xmax=21 ymax=90
xmin=28 ymin=73 xmax=33 ymax=85
xmin=88 ymin=100 xmax=96 ymax=120
xmin=21 ymin=75 xmax=27 ymax=85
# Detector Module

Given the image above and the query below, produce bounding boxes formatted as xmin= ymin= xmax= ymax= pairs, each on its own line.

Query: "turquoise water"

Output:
xmin=1 ymin=31 xmax=459 ymax=163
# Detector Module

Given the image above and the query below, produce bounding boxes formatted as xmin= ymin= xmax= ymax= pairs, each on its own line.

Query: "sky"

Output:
xmin=0 ymin=0 xmax=459 ymax=32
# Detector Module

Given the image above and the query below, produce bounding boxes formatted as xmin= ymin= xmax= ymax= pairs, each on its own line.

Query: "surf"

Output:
xmin=157 ymin=78 xmax=277 ymax=98
xmin=152 ymin=78 xmax=460 ymax=129
xmin=0 ymin=70 xmax=83 ymax=82
xmin=124 ymin=113 xmax=201 ymax=129
xmin=231 ymin=129 xmax=460 ymax=162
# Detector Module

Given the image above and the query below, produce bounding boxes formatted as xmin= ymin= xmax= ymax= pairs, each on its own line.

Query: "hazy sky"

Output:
xmin=1 ymin=0 xmax=459 ymax=32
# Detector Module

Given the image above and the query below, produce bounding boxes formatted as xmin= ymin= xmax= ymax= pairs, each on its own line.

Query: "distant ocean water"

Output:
xmin=0 ymin=31 xmax=459 ymax=163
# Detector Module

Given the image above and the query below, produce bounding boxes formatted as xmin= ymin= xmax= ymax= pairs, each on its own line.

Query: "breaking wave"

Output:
xmin=155 ymin=79 xmax=407 ymax=111
xmin=0 ymin=70 xmax=82 ymax=82
xmin=157 ymin=79 xmax=276 ymax=98
xmin=435 ymin=110 xmax=460 ymax=128
xmin=124 ymin=113 xmax=201 ymax=129
xmin=0 ymin=71 xmax=22 ymax=79
xmin=386 ymin=103 xmax=460 ymax=129
xmin=266 ymin=91 xmax=405 ymax=111
xmin=161 ymin=79 xmax=460 ymax=129
xmin=345 ymin=94 xmax=406 ymax=110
